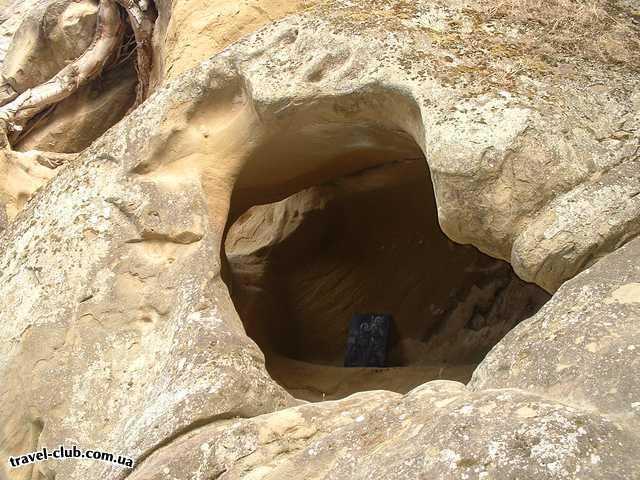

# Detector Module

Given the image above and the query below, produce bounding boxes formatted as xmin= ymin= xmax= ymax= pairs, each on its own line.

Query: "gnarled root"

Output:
xmin=0 ymin=79 xmax=17 ymax=108
xmin=115 ymin=0 xmax=156 ymax=104
xmin=0 ymin=0 xmax=124 ymax=143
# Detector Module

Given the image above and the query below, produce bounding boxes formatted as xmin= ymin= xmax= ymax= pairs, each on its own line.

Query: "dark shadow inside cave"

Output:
xmin=223 ymin=157 xmax=550 ymax=402
xmin=221 ymin=105 xmax=550 ymax=401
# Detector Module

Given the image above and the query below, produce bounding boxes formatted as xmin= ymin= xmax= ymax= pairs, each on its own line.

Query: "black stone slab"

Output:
xmin=344 ymin=313 xmax=392 ymax=367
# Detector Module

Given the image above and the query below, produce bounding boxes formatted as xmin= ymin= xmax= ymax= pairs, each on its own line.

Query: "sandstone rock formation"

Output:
xmin=225 ymin=160 xmax=550 ymax=400
xmin=150 ymin=0 xmax=323 ymax=88
xmin=0 ymin=0 xmax=638 ymax=479
xmin=2 ymin=0 xmax=99 ymax=93
xmin=13 ymin=61 xmax=136 ymax=153
xmin=471 ymin=236 xmax=640 ymax=433
xmin=130 ymin=383 xmax=640 ymax=480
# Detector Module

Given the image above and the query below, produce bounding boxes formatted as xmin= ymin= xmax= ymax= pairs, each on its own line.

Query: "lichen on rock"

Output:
xmin=0 ymin=0 xmax=639 ymax=479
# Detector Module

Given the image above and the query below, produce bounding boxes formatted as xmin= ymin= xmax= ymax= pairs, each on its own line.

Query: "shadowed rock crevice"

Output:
xmin=224 ymin=151 xmax=550 ymax=401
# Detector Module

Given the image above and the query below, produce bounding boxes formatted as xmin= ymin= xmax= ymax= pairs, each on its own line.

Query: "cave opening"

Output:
xmin=222 ymin=103 xmax=550 ymax=402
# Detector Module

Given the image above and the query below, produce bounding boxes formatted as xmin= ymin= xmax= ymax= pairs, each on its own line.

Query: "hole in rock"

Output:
xmin=223 ymin=123 xmax=550 ymax=402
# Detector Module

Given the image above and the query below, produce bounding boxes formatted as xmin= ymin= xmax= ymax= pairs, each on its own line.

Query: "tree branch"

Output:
xmin=0 ymin=0 xmax=124 ymax=141
xmin=114 ymin=0 xmax=156 ymax=105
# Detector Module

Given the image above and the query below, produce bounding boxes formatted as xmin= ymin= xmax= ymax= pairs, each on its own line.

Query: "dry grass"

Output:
xmin=412 ymin=0 xmax=640 ymax=97
xmin=484 ymin=0 xmax=614 ymax=30
xmin=472 ymin=0 xmax=639 ymax=69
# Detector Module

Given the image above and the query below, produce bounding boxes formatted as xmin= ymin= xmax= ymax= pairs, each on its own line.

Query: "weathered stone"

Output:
xmin=0 ymin=148 xmax=65 ymax=221
xmin=0 ymin=0 xmax=41 ymax=67
xmin=0 ymin=138 xmax=294 ymax=480
xmin=130 ymin=383 xmax=640 ymax=480
xmin=471 ymin=236 xmax=640 ymax=432
xmin=150 ymin=0 xmax=324 ymax=89
xmin=14 ymin=62 xmax=137 ymax=153
xmin=225 ymin=161 xmax=549 ymax=399
xmin=2 ymin=0 xmax=98 ymax=92
xmin=0 ymin=0 xmax=638 ymax=479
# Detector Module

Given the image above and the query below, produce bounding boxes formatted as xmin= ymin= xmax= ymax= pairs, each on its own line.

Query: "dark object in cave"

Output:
xmin=344 ymin=313 xmax=392 ymax=367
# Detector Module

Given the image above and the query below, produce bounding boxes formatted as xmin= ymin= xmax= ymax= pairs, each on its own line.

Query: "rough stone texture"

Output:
xmin=0 ymin=0 xmax=638 ymax=479
xmin=130 ymin=383 xmax=640 ymax=480
xmin=225 ymin=161 xmax=549 ymax=399
xmin=1 ymin=0 xmax=97 ymax=92
xmin=156 ymin=0 xmax=640 ymax=293
xmin=150 ymin=0 xmax=322 ymax=89
xmin=511 ymin=160 xmax=640 ymax=291
xmin=0 ymin=0 xmax=40 ymax=67
xmin=14 ymin=62 xmax=137 ymax=153
xmin=2 ymin=0 xmax=639 ymax=288
xmin=226 ymin=161 xmax=548 ymax=364
xmin=0 ymin=134 xmax=294 ymax=480
xmin=0 ymin=148 xmax=71 ymax=222
xmin=471 ymin=236 xmax=640 ymax=432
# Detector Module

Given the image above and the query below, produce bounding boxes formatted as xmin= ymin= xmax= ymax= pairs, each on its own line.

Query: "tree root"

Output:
xmin=0 ymin=0 xmax=156 ymax=148
xmin=0 ymin=79 xmax=17 ymax=108
xmin=0 ymin=0 xmax=124 ymax=141
xmin=115 ymin=0 xmax=156 ymax=105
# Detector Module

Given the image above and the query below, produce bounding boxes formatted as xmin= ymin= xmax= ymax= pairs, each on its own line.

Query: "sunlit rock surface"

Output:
xmin=0 ymin=0 xmax=638 ymax=479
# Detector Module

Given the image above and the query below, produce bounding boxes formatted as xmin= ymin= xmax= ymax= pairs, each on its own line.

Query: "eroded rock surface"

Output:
xmin=2 ymin=0 xmax=98 ymax=93
xmin=0 ymin=133 xmax=293 ymax=480
xmin=0 ymin=0 xmax=41 ymax=70
xmin=150 ymin=0 xmax=323 ymax=88
xmin=0 ymin=148 xmax=72 ymax=222
xmin=130 ymin=383 xmax=640 ymax=480
xmin=225 ymin=160 xmax=550 ymax=399
xmin=471 ymin=236 xmax=640 ymax=431
xmin=0 ymin=0 xmax=137 ymax=153
xmin=0 ymin=0 xmax=638 ymax=479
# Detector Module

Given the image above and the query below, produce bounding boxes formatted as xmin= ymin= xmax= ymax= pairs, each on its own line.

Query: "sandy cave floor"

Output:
xmin=266 ymin=352 xmax=476 ymax=402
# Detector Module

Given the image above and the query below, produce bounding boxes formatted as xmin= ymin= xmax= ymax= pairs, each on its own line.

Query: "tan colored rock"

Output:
xmin=512 ymin=158 xmax=640 ymax=291
xmin=0 ymin=135 xmax=293 ymax=479
xmin=3 ymin=0 xmax=638 ymax=285
xmin=14 ymin=62 xmax=136 ymax=153
xmin=471 ymin=235 xmax=640 ymax=431
xmin=130 ymin=383 xmax=640 ymax=480
xmin=0 ymin=148 xmax=71 ymax=223
xmin=225 ymin=160 xmax=549 ymax=400
xmin=2 ymin=0 xmax=98 ymax=92
xmin=0 ymin=0 xmax=41 ymax=69
xmin=0 ymin=0 xmax=638 ymax=479
xmin=151 ymin=0 xmax=323 ymax=87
